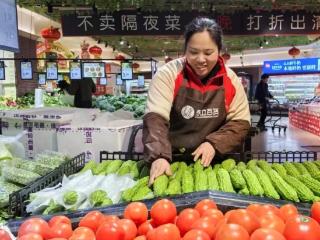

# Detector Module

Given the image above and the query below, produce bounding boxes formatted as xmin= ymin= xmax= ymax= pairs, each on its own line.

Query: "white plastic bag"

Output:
xmin=0 ymin=131 xmax=26 ymax=159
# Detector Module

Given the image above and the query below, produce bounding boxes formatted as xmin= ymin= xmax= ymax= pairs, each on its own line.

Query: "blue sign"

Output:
xmin=263 ymin=58 xmax=320 ymax=75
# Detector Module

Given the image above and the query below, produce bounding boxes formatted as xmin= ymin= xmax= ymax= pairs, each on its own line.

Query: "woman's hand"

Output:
xmin=149 ymin=158 xmax=172 ymax=185
xmin=192 ymin=142 xmax=216 ymax=167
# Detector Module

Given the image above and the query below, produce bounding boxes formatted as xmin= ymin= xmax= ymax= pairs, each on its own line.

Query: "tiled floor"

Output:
xmin=251 ymin=115 xmax=320 ymax=154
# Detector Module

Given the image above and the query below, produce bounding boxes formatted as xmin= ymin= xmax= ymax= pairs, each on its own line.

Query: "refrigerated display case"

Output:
xmin=263 ymin=58 xmax=320 ymax=104
xmin=268 ymin=74 xmax=320 ymax=104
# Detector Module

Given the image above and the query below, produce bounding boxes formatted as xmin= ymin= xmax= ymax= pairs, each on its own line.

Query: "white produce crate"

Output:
xmin=57 ymin=119 xmax=142 ymax=162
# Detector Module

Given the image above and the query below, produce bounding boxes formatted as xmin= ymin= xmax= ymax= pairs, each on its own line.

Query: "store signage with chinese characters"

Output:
xmin=61 ymin=10 xmax=320 ymax=36
xmin=263 ymin=58 xmax=320 ymax=75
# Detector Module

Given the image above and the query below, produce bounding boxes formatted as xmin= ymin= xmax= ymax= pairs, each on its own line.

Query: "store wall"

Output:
xmin=15 ymin=35 xmax=38 ymax=97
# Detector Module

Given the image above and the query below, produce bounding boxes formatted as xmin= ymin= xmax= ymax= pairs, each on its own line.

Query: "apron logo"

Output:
xmin=181 ymin=105 xmax=195 ymax=119
xmin=195 ymin=108 xmax=219 ymax=118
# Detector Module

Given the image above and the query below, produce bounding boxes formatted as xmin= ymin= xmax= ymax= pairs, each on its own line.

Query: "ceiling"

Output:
xmin=17 ymin=0 xmax=320 ymax=58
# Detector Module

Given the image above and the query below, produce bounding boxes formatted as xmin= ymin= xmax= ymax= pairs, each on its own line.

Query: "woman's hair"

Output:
xmin=261 ymin=73 xmax=270 ymax=80
xmin=184 ymin=17 xmax=223 ymax=52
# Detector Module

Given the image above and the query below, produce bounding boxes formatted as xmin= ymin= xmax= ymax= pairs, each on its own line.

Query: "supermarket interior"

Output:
xmin=1 ymin=0 xmax=320 ymax=239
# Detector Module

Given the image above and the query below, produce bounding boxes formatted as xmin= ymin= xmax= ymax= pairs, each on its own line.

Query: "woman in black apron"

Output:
xmin=143 ymin=17 xmax=251 ymax=184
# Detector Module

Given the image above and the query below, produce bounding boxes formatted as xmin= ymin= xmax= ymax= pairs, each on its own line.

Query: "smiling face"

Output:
xmin=185 ymin=30 xmax=220 ymax=79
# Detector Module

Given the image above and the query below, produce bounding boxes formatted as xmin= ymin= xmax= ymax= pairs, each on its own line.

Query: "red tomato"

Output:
xmin=255 ymin=205 xmax=281 ymax=218
xmin=191 ymin=216 xmax=218 ymax=238
xmin=247 ymin=204 xmax=261 ymax=215
xmin=138 ymin=221 xmax=154 ymax=236
xmin=69 ymin=227 xmax=95 ymax=240
xmin=78 ymin=210 xmax=104 ymax=232
xmin=250 ymin=228 xmax=286 ymax=240
xmin=280 ymin=204 xmax=298 ymax=222
xmin=124 ymin=202 xmax=148 ymax=226
xmin=96 ymin=221 xmax=125 ymax=240
xmin=118 ymin=219 xmax=138 ymax=240
xmin=0 ymin=229 xmax=11 ymax=240
xmin=146 ymin=229 xmax=156 ymax=240
xmin=48 ymin=216 xmax=71 ymax=228
xmin=18 ymin=218 xmax=50 ymax=239
xmin=227 ymin=209 xmax=260 ymax=234
xmin=150 ymin=199 xmax=177 ymax=226
xmin=104 ymin=215 xmax=120 ymax=224
xmin=283 ymin=215 xmax=320 ymax=240
xmin=176 ymin=208 xmax=201 ymax=236
xmin=48 ymin=223 xmax=73 ymax=239
xmin=311 ymin=202 xmax=320 ymax=224
xmin=194 ymin=199 xmax=217 ymax=216
xmin=134 ymin=236 xmax=147 ymax=240
xmin=201 ymin=208 xmax=223 ymax=220
xmin=18 ymin=233 xmax=43 ymax=240
xmin=154 ymin=223 xmax=180 ymax=240
xmin=48 ymin=238 xmax=67 ymax=240
xmin=259 ymin=214 xmax=285 ymax=234
xmin=224 ymin=210 xmax=236 ymax=221
xmin=215 ymin=223 xmax=250 ymax=240
xmin=182 ymin=229 xmax=210 ymax=240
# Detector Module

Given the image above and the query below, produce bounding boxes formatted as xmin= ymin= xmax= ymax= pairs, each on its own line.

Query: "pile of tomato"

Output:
xmin=1 ymin=198 xmax=320 ymax=240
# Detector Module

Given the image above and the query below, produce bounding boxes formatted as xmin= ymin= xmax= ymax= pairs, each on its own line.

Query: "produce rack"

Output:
xmin=7 ymin=150 xmax=318 ymax=234
xmin=7 ymin=189 xmax=312 ymax=235
xmin=8 ymin=152 xmax=85 ymax=217
xmin=100 ymin=150 xmax=317 ymax=163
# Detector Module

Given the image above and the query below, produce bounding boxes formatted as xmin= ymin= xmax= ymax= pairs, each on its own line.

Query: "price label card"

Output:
xmin=121 ymin=62 xmax=133 ymax=80
xmin=38 ymin=73 xmax=46 ymax=85
xmin=21 ymin=61 xmax=33 ymax=80
xmin=70 ymin=62 xmax=82 ymax=80
xmin=100 ymin=77 xmax=107 ymax=85
xmin=0 ymin=61 xmax=5 ymax=80
xmin=138 ymin=75 xmax=145 ymax=87
xmin=116 ymin=74 xmax=123 ymax=85
xmin=46 ymin=62 xmax=58 ymax=80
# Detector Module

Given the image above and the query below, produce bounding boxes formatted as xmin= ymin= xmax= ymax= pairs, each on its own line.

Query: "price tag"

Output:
xmin=0 ymin=61 xmax=5 ymax=80
xmin=100 ymin=77 xmax=107 ymax=85
xmin=138 ymin=75 xmax=145 ymax=87
xmin=21 ymin=61 xmax=33 ymax=80
xmin=121 ymin=62 xmax=133 ymax=80
xmin=38 ymin=74 xmax=46 ymax=85
xmin=70 ymin=62 xmax=82 ymax=80
xmin=116 ymin=75 xmax=123 ymax=85
xmin=46 ymin=62 xmax=58 ymax=80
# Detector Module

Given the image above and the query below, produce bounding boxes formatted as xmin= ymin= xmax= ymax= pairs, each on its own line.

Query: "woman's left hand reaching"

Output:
xmin=192 ymin=142 xmax=216 ymax=167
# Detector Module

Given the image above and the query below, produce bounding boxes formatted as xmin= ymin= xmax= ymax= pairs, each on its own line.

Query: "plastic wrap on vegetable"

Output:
xmin=89 ymin=189 xmax=113 ymax=207
xmin=2 ymin=166 xmax=41 ymax=185
xmin=0 ymin=143 xmax=13 ymax=161
xmin=13 ymin=158 xmax=53 ymax=176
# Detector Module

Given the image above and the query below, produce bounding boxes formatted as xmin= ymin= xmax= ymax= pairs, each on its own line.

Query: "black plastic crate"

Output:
xmin=246 ymin=151 xmax=317 ymax=163
xmin=100 ymin=150 xmax=317 ymax=163
xmin=9 ymin=152 xmax=86 ymax=217
xmin=7 ymin=190 xmax=312 ymax=235
xmin=100 ymin=151 xmax=144 ymax=162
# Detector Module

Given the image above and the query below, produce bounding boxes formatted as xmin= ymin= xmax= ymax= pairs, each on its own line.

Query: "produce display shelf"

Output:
xmin=8 ymin=152 xmax=86 ymax=217
xmin=7 ymin=190 xmax=312 ymax=235
xmin=100 ymin=150 xmax=317 ymax=163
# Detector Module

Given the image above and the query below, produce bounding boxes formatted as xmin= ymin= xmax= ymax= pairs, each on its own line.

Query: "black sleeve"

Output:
xmin=92 ymin=79 xmax=96 ymax=93
xmin=65 ymin=80 xmax=79 ymax=95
